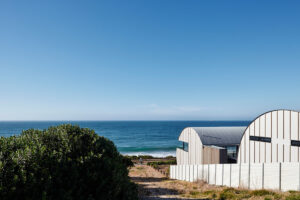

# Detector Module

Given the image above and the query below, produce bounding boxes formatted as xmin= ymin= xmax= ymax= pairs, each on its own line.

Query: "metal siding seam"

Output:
xmin=290 ymin=111 xmax=292 ymax=162
xmin=215 ymin=164 xmax=217 ymax=185
xmin=230 ymin=164 xmax=232 ymax=187
xmin=283 ymin=111 xmax=285 ymax=139
xmin=283 ymin=144 xmax=285 ymax=162
xmin=222 ymin=164 xmax=224 ymax=186
xmin=279 ymin=163 xmax=282 ymax=191
xmin=259 ymin=118 xmax=261 ymax=163
xmin=248 ymin=162 xmax=251 ymax=189
xmin=265 ymin=116 xmax=267 ymax=162
xmin=277 ymin=144 xmax=278 ymax=162
xmin=254 ymin=122 xmax=256 ymax=163
xmin=208 ymin=164 xmax=210 ymax=183
xmin=299 ymin=163 xmax=300 ymax=191
xmin=239 ymin=162 xmax=241 ymax=187
xmin=244 ymin=130 xmax=246 ymax=163
xmin=277 ymin=111 xmax=279 ymax=139
xmin=262 ymin=163 xmax=264 ymax=189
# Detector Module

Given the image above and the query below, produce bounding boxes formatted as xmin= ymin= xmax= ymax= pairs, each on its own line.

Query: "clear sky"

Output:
xmin=0 ymin=1 xmax=300 ymax=120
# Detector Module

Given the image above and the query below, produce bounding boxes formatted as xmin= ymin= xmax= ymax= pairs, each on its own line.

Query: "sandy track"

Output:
xmin=129 ymin=164 xmax=207 ymax=200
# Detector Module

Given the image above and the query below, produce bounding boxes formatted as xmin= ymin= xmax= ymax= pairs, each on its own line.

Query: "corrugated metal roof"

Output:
xmin=191 ymin=127 xmax=247 ymax=146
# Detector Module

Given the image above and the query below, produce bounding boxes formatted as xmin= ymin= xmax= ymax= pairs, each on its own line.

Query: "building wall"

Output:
xmin=238 ymin=110 xmax=300 ymax=163
xmin=177 ymin=127 xmax=203 ymax=165
xmin=203 ymin=146 xmax=227 ymax=164
xmin=177 ymin=128 xmax=227 ymax=165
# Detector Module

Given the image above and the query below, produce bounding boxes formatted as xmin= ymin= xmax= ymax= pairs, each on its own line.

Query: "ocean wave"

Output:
xmin=121 ymin=151 xmax=176 ymax=158
xmin=118 ymin=146 xmax=178 ymax=152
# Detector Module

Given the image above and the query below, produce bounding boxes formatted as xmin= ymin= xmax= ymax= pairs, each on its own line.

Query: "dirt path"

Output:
xmin=129 ymin=164 xmax=208 ymax=200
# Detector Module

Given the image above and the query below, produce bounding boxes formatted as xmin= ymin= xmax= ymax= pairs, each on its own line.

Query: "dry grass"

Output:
xmin=129 ymin=162 xmax=300 ymax=199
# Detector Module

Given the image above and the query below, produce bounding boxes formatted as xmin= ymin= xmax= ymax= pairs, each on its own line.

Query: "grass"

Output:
xmin=179 ymin=186 xmax=297 ymax=200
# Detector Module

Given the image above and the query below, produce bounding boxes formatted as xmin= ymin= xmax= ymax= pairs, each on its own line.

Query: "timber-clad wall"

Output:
xmin=238 ymin=110 xmax=300 ymax=163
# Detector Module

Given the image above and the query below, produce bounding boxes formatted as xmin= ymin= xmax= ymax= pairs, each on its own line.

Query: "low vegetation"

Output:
xmin=0 ymin=124 xmax=138 ymax=200
xmin=147 ymin=160 xmax=177 ymax=168
xmin=179 ymin=186 xmax=300 ymax=200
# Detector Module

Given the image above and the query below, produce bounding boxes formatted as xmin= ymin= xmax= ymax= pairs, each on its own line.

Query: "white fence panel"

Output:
xmin=264 ymin=163 xmax=280 ymax=190
xmin=179 ymin=165 xmax=183 ymax=180
xmin=250 ymin=163 xmax=263 ymax=190
xmin=185 ymin=165 xmax=189 ymax=181
xmin=189 ymin=165 xmax=194 ymax=182
xmin=203 ymin=165 xmax=209 ymax=182
xmin=197 ymin=165 xmax=203 ymax=181
xmin=281 ymin=163 xmax=299 ymax=191
xmin=169 ymin=162 xmax=300 ymax=191
xmin=223 ymin=164 xmax=231 ymax=186
xmin=170 ymin=166 xmax=175 ymax=179
xmin=231 ymin=164 xmax=240 ymax=187
xmin=216 ymin=164 xmax=223 ymax=185
xmin=193 ymin=165 xmax=198 ymax=181
xmin=209 ymin=165 xmax=216 ymax=184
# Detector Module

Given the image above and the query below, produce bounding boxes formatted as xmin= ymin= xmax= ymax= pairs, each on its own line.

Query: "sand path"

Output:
xmin=129 ymin=164 xmax=207 ymax=200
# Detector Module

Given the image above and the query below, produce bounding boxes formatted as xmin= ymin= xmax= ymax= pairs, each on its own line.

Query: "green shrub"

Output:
xmin=147 ymin=160 xmax=176 ymax=167
xmin=0 ymin=124 xmax=137 ymax=200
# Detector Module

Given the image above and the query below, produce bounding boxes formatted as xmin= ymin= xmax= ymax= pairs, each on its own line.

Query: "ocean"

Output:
xmin=0 ymin=121 xmax=250 ymax=157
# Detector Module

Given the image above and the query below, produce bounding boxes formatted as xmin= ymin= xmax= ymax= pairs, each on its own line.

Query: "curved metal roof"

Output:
xmin=191 ymin=127 xmax=247 ymax=146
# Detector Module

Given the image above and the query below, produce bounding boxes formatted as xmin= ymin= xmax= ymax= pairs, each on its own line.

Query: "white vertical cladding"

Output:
xmin=278 ymin=111 xmax=284 ymax=141
xmin=245 ymin=128 xmax=250 ymax=163
xmin=266 ymin=113 xmax=272 ymax=163
xmin=272 ymin=111 xmax=278 ymax=162
xmin=264 ymin=163 xmax=280 ymax=190
xmin=261 ymin=115 xmax=266 ymax=163
xmin=231 ymin=164 xmax=239 ymax=187
xmin=178 ymin=165 xmax=182 ymax=180
xmin=197 ymin=165 xmax=202 ymax=181
xmin=250 ymin=124 xmax=255 ymax=163
xmin=291 ymin=111 xmax=299 ymax=162
xmin=209 ymin=165 xmax=215 ymax=185
xmin=254 ymin=120 xmax=260 ymax=163
xmin=177 ymin=128 xmax=203 ymax=165
xmin=185 ymin=165 xmax=189 ymax=181
xmin=240 ymin=163 xmax=249 ymax=188
xmin=284 ymin=110 xmax=291 ymax=162
xmin=281 ymin=163 xmax=299 ymax=191
xmin=189 ymin=165 xmax=194 ymax=182
xmin=238 ymin=110 xmax=300 ymax=164
xmin=203 ymin=165 xmax=209 ymax=182
xmin=223 ymin=164 xmax=231 ymax=187
xmin=250 ymin=163 xmax=263 ymax=190
xmin=215 ymin=164 xmax=223 ymax=185
xmin=193 ymin=165 xmax=198 ymax=181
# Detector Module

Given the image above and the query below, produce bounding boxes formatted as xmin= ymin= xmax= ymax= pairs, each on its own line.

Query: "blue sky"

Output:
xmin=0 ymin=1 xmax=300 ymax=120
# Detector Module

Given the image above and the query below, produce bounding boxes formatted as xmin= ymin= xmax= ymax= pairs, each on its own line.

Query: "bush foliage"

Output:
xmin=0 ymin=124 xmax=137 ymax=200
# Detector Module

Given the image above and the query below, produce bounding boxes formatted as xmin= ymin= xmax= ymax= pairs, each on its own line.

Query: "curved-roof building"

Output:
xmin=177 ymin=127 xmax=246 ymax=165
xmin=176 ymin=109 xmax=300 ymax=165
xmin=237 ymin=109 xmax=300 ymax=163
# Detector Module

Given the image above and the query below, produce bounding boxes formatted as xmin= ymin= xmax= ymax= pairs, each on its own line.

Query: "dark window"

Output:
xmin=249 ymin=136 xmax=271 ymax=143
xmin=291 ymin=140 xmax=300 ymax=147
xmin=226 ymin=146 xmax=238 ymax=163
xmin=182 ymin=142 xmax=189 ymax=152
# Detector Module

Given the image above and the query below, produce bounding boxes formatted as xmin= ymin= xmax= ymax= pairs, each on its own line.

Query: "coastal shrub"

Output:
xmin=0 ymin=124 xmax=138 ymax=200
xmin=147 ymin=160 xmax=176 ymax=167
